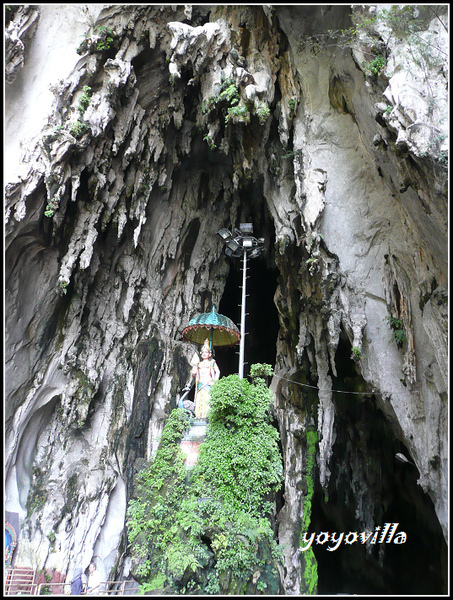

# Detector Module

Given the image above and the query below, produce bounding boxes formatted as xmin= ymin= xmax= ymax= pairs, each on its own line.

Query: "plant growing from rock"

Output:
xmin=77 ymin=25 xmax=116 ymax=54
xmin=202 ymin=74 xmax=270 ymax=142
xmin=70 ymin=120 xmax=91 ymax=139
xmin=202 ymin=133 xmax=217 ymax=150
xmin=384 ymin=315 xmax=407 ymax=347
xmin=44 ymin=196 xmax=60 ymax=218
xmin=305 ymin=255 xmax=319 ymax=275
xmin=225 ymin=103 xmax=250 ymax=125
xmin=127 ymin=369 xmax=283 ymax=594
xmin=218 ymin=79 xmax=240 ymax=105
xmin=351 ymin=346 xmax=363 ymax=361
xmin=202 ymin=76 xmax=239 ymax=115
xmin=256 ymin=101 xmax=271 ymax=125
xmin=304 ymin=231 xmax=324 ymax=275
xmin=77 ymin=85 xmax=92 ymax=114
xmin=95 ymin=26 xmax=114 ymax=51
xmin=58 ymin=280 xmax=68 ymax=295
xmin=364 ymin=54 xmax=386 ymax=76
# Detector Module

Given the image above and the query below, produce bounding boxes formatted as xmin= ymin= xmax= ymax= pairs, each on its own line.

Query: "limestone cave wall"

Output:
xmin=4 ymin=4 xmax=448 ymax=594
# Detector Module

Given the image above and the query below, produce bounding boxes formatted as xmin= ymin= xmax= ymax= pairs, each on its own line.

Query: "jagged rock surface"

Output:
xmin=4 ymin=5 xmax=40 ymax=84
xmin=5 ymin=4 xmax=448 ymax=593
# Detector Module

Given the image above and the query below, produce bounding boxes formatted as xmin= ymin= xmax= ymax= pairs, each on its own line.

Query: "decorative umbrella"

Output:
xmin=182 ymin=306 xmax=240 ymax=349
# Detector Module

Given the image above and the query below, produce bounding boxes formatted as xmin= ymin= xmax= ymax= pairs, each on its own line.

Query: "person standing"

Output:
xmin=86 ymin=562 xmax=102 ymax=595
xmin=70 ymin=567 xmax=84 ymax=595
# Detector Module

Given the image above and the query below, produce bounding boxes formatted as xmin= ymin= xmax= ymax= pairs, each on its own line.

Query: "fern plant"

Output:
xmin=384 ymin=315 xmax=407 ymax=347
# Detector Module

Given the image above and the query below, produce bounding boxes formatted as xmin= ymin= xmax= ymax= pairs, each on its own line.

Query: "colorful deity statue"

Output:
xmin=191 ymin=339 xmax=220 ymax=419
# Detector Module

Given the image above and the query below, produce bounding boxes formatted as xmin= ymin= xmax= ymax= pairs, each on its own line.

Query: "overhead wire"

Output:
xmin=272 ymin=373 xmax=419 ymax=397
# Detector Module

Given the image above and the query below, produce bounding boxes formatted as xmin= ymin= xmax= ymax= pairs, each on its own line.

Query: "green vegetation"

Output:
xmin=384 ymin=315 xmax=407 ymax=347
xmin=250 ymin=363 xmax=274 ymax=380
xmin=70 ymin=120 xmax=91 ymax=139
xmin=201 ymin=75 xmax=271 ymax=145
xmin=127 ymin=369 xmax=283 ymax=594
xmin=94 ymin=26 xmax=115 ymax=51
xmin=38 ymin=570 xmax=53 ymax=595
xmin=305 ymin=256 xmax=319 ymax=266
xmin=256 ymin=101 xmax=271 ymax=125
xmin=26 ymin=468 xmax=48 ymax=516
xmin=202 ymin=76 xmax=239 ymax=115
xmin=225 ymin=103 xmax=250 ymax=124
xmin=365 ymin=54 xmax=386 ymax=76
xmin=59 ymin=281 xmax=68 ymax=295
xmin=351 ymin=346 xmax=363 ymax=361
xmin=202 ymin=133 xmax=217 ymax=150
xmin=218 ymin=81 xmax=240 ymax=105
xmin=44 ymin=196 xmax=60 ymax=218
xmin=300 ymin=429 xmax=318 ymax=595
xmin=77 ymin=85 xmax=92 ymax=114
xmin=77 ymin=25 xmax=116 ymax=54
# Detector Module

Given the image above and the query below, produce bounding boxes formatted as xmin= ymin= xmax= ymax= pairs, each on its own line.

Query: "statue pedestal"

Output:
xmin=180 ymin=420 xmax=207 ymax=468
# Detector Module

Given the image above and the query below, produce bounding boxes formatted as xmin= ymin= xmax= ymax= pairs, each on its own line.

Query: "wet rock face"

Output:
xmin=4 ymin=4 xmax=448 ymax=594
xmin=4 ymin=5 xmax=40 ymax=84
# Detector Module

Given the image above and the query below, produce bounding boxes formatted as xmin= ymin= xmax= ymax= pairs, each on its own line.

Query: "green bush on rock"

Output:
xmin=127 ymin=370 xmax=283 ymax=594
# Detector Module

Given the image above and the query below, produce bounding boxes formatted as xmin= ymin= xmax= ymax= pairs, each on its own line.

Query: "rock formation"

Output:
xmin=4 ymin=4 xmax=448 ymax=594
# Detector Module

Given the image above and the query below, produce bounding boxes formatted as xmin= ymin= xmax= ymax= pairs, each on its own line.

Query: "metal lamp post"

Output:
xmin=217 ymin=223 xmax=265 ymax=378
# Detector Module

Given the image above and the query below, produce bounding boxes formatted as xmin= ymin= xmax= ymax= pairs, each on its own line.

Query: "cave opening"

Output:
xmin=216 ymin=189 xmax=279 ymax=380
xmin=310 ymin=333 xmax=447 ymax=595
xmin=217 ymin=252 xmax=280 ymax=380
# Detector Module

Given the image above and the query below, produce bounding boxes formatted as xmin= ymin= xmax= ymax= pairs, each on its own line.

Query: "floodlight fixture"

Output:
xmin=242 ymin=237 xmax=254 ymax=248
xmin=226 ymin=238 xmax=241 ymax=254
xmin=239 ymin=222 xmax=254 ymax=234
xmin=217 ymin=228 xmax=233 ymax=242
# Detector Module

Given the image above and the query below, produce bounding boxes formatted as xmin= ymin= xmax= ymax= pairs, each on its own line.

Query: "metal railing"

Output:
xmin=5 ymin=569 xmax=140 ymax=596
xmin=34 ymin=580 xmax=140 ymax=595
xmin=98 ymin=580 xmax=141 ymax=595
xmin=4 ymin=567 xmax=37 ymax=595
xmin=36 ymin=581 xmax=68 ymax=595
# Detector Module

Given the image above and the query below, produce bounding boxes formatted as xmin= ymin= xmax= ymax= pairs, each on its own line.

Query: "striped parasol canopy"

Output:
xmin=182 ymin=306 xmax=240 ymax=348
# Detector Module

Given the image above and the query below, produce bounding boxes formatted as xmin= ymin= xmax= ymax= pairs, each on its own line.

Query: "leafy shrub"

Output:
xmin=70 ymin=120 xmax=91 ymax=139
xmin=44 ymin=196 xmax=60 ymax=218
xmin=127 ymin=372 xmax=283 ymax=594
xmin=366 ymin=54 xmax=386 ymax=75
xmin=256 ymin=101 xmax=270 ymax=125
xmin=250 ymin=363 xmax=274 ymax=380
xmin=95 ymin=26 xmax=115 ymax=51
xmin=77 ymin=85 xmax=92 ymax=114
xmin=225 ymin=103 xmax=250 ymax=124
xmin=218 ymin=82 xmax=240 ymax=105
